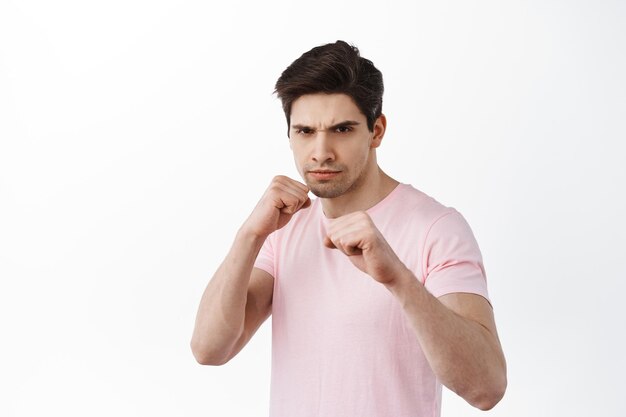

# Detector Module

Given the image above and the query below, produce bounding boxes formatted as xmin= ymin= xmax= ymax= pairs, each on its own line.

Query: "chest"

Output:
xmin=271 ymin=222 xmax=419 ymax=347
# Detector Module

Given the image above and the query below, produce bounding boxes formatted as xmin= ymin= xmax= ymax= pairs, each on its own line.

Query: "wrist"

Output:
xmin=384 ymin=266 xmax=423 ymax=300
xmin=237 ymin=225 xmax=269 ymax=247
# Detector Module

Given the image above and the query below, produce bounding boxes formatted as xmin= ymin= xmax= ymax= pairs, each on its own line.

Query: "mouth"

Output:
xmin=308 ymin=170 xmax=342 ymax=180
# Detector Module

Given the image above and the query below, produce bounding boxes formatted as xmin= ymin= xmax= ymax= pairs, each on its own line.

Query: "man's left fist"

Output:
xmin=323 ymin=211 xmax=407 ymax=285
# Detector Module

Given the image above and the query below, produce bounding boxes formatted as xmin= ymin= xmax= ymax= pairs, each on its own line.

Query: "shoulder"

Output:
xmin=382 ymin=183 xmax=457 ymax=229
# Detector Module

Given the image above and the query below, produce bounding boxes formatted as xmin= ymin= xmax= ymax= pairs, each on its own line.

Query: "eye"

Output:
xmin=296 ymin=128 xmax=314 ymax=135
xmin=335 ymin=126 xmax=353 ymax=133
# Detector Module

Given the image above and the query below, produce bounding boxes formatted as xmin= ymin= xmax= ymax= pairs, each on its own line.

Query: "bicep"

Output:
xmin=438 ymin=292 xmax=507 ymax=378
xmin=438 ymin=292 xmax=500 ymax=341
xmin=246 ymin=267 xmax=274 ymax=325
xmin=229 ymin=267 xmax=274 ymax=357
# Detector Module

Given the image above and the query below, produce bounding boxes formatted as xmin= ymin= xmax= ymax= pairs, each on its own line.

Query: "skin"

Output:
xmin=191 ymin=93 xmax=507 ymax=411
xmin=288 ymin=93 xmax=397 ymax=218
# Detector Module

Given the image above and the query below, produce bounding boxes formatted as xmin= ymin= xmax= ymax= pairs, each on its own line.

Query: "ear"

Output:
xmin=369 ymin=114 xmax=387 ymax=149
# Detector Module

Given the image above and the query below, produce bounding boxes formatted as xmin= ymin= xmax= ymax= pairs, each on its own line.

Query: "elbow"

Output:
xmin=471 ymin=390 xmax=505 ymax=411
xmin=190 ymin=338 xmax=231 ymax=366
xmin=192 ymin=352 xmax=229 ymax=366
xmin=468 ymin=376 xmax=507 ymax=411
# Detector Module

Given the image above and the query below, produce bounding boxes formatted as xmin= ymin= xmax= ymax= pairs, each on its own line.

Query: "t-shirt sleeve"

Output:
xmin=253 ymin=231 xmax=276 ymax=278
xmin=421 ymin=209 xmax=490 ymax=302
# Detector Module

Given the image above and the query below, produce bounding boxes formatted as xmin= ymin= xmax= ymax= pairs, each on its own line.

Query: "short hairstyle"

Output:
xmin=274 ymin=40 xmax=384 ymax=135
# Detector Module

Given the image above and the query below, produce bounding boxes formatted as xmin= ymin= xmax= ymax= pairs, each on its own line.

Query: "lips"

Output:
xmin=308 ymin=170 xmax=341 ymax=180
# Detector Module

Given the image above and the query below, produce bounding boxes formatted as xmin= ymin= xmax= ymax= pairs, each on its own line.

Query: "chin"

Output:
xmin=308 ymin=183 xmax=351 ymax=199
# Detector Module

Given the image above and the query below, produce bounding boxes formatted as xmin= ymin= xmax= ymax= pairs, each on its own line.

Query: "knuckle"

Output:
xmin=268 ymin=184 xmax=281 ymax=194
xmin=271 ymin=175 xmax=288 ymax=187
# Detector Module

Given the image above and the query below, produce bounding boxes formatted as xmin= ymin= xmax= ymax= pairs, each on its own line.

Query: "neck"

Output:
xmin=320 ymin=166 xmax=400 ymax=219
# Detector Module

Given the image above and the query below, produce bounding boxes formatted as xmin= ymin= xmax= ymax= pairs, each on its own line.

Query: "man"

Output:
xmin=191 ymin=40 xmax=507 ymax=416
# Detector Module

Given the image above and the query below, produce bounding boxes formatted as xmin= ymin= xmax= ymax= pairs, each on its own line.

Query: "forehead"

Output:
xmin=290 ymin=93 xmax=365 ymax=127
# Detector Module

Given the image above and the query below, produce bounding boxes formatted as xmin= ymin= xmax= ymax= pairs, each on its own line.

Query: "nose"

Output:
xmin=311 ymin=131 xmax=335 ymax=163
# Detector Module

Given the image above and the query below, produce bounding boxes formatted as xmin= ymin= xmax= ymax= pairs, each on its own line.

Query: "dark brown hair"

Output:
xmin=274 ymin=40 xmax=384 ymax=135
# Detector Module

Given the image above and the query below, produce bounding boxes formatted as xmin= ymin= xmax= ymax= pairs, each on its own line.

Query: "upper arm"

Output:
xmin=438 ymin=293 xmax=498 ymax=338
xmin=228 ymin=267 xmax=274 ymax=359
xmin=438 ymin=292 xmax=505 ymax=361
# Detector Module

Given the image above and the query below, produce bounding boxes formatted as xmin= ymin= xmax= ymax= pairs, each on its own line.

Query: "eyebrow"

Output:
xmin=291 ymin=120 xmax=361 ymax=131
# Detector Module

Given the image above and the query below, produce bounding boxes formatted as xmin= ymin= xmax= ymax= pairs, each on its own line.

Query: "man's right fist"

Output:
xmin=242 ymin=176 xmax=311 ymax=238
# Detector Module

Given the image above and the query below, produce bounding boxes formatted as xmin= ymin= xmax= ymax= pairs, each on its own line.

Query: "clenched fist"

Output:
xmin=323 ymin=211 xmax=408 ymax=285
xmin=242 ymin=175 xmax=311 ymax=238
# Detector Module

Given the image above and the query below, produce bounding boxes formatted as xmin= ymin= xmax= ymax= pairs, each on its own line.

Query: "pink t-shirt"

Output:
xmin=253 ymin=183 xmax=489 ymax=417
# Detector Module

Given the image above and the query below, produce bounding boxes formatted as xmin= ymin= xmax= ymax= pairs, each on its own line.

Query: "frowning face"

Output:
xmin=288 ymin=93 xmax=385 ymax=199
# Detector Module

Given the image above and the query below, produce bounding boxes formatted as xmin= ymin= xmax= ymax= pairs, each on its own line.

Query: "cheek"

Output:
xmin=290 ymin=147 xmax=305 ymax=173
xmin=346 ymin=142 xmax=370 ymax=167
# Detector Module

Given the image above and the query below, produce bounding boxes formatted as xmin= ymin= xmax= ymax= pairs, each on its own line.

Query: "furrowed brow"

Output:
xmin=291 ymin=120 xmax=360 ymax=131
xmin=327 ymin=120 xmax=360 ymax=130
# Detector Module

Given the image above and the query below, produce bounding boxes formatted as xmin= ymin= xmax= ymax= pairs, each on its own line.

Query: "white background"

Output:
xmin=1 ymin=1 xmax=625 ymax=416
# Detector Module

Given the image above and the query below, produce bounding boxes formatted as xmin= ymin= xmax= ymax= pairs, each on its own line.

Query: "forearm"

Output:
xmin=190 ymin=227 xmax=266 ymax=364
xmin=386 ymin=267 xmax=506 ymax=410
